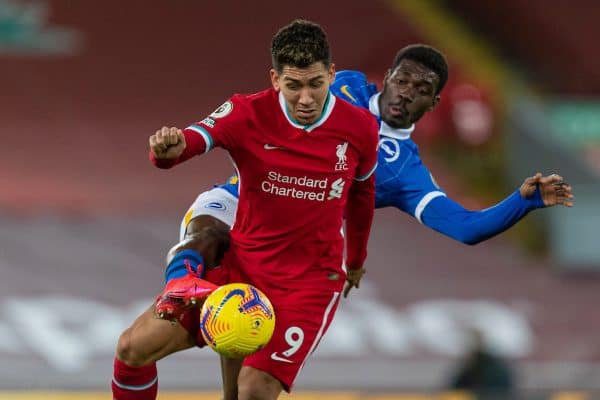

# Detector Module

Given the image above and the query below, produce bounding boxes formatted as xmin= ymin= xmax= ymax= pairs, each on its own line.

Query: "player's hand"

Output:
xmin=520 ymin=172 xmax=574 ymax=207
xmin=343 ymin=267 xmax=365 ymax=298
xmin=149 ymin=126 xmax=186 ymax=159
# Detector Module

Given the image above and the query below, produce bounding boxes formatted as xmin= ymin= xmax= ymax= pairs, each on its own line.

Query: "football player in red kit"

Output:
xmin=112 ymin=19 xmax=378 ymax=400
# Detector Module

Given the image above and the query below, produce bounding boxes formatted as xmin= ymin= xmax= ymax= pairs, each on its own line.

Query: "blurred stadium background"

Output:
xmin=1 ymin=0 xmax=599 ymax=398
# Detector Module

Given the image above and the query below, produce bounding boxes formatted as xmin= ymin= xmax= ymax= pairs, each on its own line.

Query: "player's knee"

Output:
xmin=237 ymin=368 xmax=281 ymax=400
xmin=116 ymin=328 xmax=151 ymax=367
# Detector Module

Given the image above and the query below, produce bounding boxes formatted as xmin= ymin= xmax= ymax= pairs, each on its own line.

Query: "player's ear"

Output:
xmin=429 ymin=94 xmax=441 ymax=111
xmin=270 ymin=68 xmax=280 ymax=91
xmin=328 ymin=63 xmax=336 ymax=84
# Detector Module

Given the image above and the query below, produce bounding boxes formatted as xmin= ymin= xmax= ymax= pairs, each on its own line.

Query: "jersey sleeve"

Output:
xmin=420 ymin=188 xmax=545 ymax=245
xmin=345 ymin=174 xmax=376 ymax=270
xmin=345 ymin=113 xmax=379 ymax=270
xmin=355 ymin=115 xmax=379 ymax=181
xmin=150 ymin=96 xmax=246 ymax=168
xmin=378 ymin=151 xmax=446 ymax=218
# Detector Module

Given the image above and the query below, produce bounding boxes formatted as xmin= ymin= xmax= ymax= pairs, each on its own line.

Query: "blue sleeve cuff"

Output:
xmin=522 ymin=187 xmax=545 ymax=210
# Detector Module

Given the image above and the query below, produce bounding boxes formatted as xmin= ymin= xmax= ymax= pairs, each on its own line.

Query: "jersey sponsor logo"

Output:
xmin=327 ymin=178 xmax=345 ymax=200
xmin=340 ymin=85 xmax=358 ymax=103
xmin=335 ymin=142 xmax=348 ymax=171
xmin=200 ymin=117 xmax=216 ymax=128
xmin=263 ymin=144 xmax=283 ymax=150
xmin=210 ymin=101 xmax=233 ymax=118
xmin=261 ymin=171 xmax=347 ymax=202
xmin=379 ymin=138 xmax=400 ymax=163
xmin=205 ymin=202 xmax=226 ymax=210
xmin=262 ymin=171 xmax=329 ymax=201
xmin=270 ymin=352 xmax=294 ymax=364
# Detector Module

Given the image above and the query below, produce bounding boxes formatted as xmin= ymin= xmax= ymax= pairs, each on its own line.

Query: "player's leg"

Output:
xmin=236 ymin=288 xmax=342 ymax=399
xmin=221 ymin=355 xmax=244 ymax=400
xmin=112 ymin=223 xmax=226 ymax=400
xmin=113 ymin=304 xmax=195 ymax=400
xmin=237 ymin=366 xmax=284 ymax=400
xmin=113 ymin=188 xmax=235 ymax=400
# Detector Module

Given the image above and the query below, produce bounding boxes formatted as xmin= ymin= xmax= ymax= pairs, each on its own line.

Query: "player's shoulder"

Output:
xmin=225 ymin=88 xmax=275 ymax=111
xmin=331 ymin=70 xmax=378 ymax=109
xmin=213 ymin=89 xmax=274 ymax=125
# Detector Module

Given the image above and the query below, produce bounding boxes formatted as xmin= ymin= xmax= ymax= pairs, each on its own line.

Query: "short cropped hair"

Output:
xmin=392 ymin=44 xmax=448 ymax=94
xmin=271 ymin=19 xmax=331 ymax=72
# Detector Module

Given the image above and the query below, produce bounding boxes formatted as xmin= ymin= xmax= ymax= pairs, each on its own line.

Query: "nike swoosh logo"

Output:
xmin=264 ymin=144 xmax=282 ymax=150
xmin=270 ymin=352 xmax=294 ymax=363
xmin=340 ymin=85 xmax=357 ymax=103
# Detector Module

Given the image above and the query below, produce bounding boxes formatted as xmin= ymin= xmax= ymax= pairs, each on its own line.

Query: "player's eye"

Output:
xmin=310 ymin=81 xmax=323 ymax=88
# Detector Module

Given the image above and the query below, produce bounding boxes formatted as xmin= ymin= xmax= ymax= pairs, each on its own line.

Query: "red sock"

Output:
xmin=112 ymin=358 xmax=158 ymax=400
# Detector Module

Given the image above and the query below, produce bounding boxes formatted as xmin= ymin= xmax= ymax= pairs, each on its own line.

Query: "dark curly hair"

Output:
xmin=271 ymin=19 xmax=331 ymax=72
xmin=392 ymin=44 xmax=448 ymax=94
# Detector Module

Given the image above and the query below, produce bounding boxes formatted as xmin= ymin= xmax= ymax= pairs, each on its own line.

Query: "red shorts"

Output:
xmin=179 ymin=264 xmax=341 ymax=392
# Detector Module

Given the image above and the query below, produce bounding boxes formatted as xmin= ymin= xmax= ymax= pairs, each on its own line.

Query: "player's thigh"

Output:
xmin=179 ymin=187 xmax=237 ymax=241
xmin=117 ymin=304 xmax=195 ymax=365
xmin=241 ymin=289 xmax=341 ymax=392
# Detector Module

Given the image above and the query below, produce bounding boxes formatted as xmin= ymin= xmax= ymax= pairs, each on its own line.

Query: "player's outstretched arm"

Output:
xmin=419 ymin=172 xmax=574 ymax=245
xmin=519 ymin=172 xmax=574 ymax=207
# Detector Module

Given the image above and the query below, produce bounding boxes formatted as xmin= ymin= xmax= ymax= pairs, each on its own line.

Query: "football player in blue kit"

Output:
xmin=331 ymin=45 xmax=573 ymax=244
xmin=116 ymin=44 xmax=573 ymax=400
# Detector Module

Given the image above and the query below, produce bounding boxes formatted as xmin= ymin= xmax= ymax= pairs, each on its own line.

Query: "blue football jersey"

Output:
xmin=331 ymin=70 xmax=544 ymax=244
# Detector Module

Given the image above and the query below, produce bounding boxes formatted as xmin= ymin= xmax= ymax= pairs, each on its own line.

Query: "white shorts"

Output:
xmin=179 ymin=187 xmax=238 ymax=241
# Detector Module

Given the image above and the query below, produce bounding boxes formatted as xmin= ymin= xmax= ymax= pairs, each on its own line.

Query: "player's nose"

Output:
xmin=398 ymin=86 xmax=415 ymax=103
xmin=298 ymin=88 xmax=314 ymax=105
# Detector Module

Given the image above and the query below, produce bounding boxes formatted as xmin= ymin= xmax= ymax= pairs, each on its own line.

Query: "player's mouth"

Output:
xmin=388 ymin=104 xmax=407 ymax=119
xmin=296 ymin=108 xmax=316 ymax=121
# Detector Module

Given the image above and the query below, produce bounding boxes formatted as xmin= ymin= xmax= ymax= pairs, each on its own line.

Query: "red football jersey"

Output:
xmin=153 ymin=88 xmax=378 ymax=292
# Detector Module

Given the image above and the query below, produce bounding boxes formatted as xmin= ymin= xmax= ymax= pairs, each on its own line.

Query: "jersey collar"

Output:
xmin=278 ymin=91 xmax=336 ymax=132
xmin=369 ymin=93 xmax=415 ymax=140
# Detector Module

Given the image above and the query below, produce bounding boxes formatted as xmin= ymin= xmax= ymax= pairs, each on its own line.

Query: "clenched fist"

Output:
xmin=149 ymin=127 xmax=186 ymax=160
